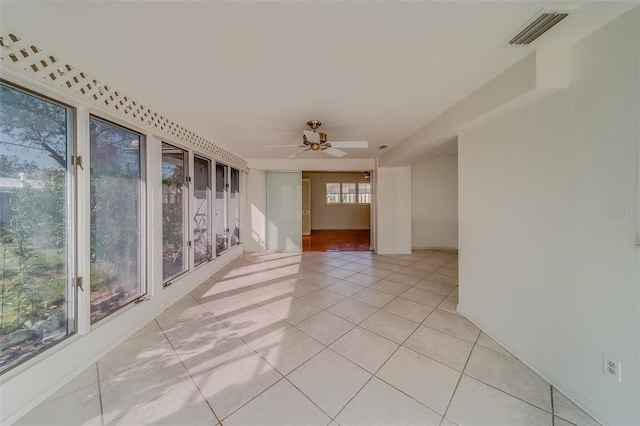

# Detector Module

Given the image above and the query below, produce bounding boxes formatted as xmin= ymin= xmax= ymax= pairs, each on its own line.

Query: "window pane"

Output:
xmin=194 ymin=156 xmax=211 ymax=265
xmin=326 ymin=183 xmax=340 ymax=204
xmin=342 ymin=183 xmax=356 ymax=204
xmin=228 ymin=168 xmax=240 ymax=247
xmin=90 ymin=117 xmax=144 ymax=323
xmin=162 ymin=143 xmax=187 ymax=280
xmin=358 ymin=183 xmax=371 ymax=204
xmin=215 ymin=163 xmax=228 ymax=255
xmin=0 ymin=83 xmax=74 ymax=373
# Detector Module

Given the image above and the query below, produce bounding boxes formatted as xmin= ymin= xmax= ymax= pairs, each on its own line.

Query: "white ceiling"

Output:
xmin=1 ymin=1 xmax=636 ymax=162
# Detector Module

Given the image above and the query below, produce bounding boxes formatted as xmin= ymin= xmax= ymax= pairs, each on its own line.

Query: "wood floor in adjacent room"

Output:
xmin=302 ymin=229 xmax=371 ymax=252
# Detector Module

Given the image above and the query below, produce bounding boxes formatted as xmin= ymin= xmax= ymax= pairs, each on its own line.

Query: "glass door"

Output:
xmin=266 ymin=171 xmax=302 ymax=251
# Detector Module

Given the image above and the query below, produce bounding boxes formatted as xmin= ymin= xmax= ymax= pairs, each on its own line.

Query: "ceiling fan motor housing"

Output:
xmin=307 ymin=120 xmax=322 ymax=131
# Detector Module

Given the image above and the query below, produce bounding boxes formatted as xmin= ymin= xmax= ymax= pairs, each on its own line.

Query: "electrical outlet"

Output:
xmin=603 ymin=353 xmax=622 ymax=383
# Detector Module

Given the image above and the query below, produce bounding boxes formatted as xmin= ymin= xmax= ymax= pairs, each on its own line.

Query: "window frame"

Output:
xmin=161 ymin=142 xmax=190 ymax=282
xmin=88 ymin=114 xmax=147 ymax=324
xmin=358 ymin=182 xmax=371 ymax=204
xmin=325 ymin=182 xmax=371 ymax=205
xmin=214 ymin=163 xmax=242 ymax=255
xmin=0 ymin=80 xmax=78 ymax=373
xmin=193 ymin=154 xmax=213 ymax=266
xmin=228 ymin=167 xmax=241 ymax=248
xmin=325 ymin=183 xmax=341 ymax=204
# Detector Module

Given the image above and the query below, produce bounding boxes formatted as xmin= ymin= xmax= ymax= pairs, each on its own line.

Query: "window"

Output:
xmin=90 ymin=116 xmax=145 ymax=323
xmin=215 ymin=163 xmax=241 ymax=254
xmin=215 ymin=163 xmax=228 ymax=254
xmin=326 ymin=183 xmax=341 ymax=204
xmin=341 ymin=183 xmax=356 ymax=203
xmin=194 ymin=156 xmax=212 ymax=265
xmin=358 ymin=183 xmax=371 ymax=204
xmin=162 ymin=143 xmax=188 ymax=281
xmin=326 ymin=182 xmax=371 ymax=205
xmin=0 ymin=82 xmax=75 ymax=373
xmin=229 ymin=168 xmax=240 ymax=247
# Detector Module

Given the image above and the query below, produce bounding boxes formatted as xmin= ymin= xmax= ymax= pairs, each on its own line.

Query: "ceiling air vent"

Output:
xmin=508 ymin=11 xmax=569 ymax=46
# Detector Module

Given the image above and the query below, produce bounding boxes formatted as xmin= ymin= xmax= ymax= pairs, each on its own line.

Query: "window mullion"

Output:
xmin=188 ymin=150 xmax=195 ymax=271
xmin=76 ymin=106 xmax=92 ymax=335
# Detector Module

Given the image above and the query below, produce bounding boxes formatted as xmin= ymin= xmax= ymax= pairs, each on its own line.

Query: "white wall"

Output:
xmin=302 ymin=171 xmax=370 ymax=230
xmin=375 ymin=166 xmax=412 ymax=254
xmin=411 ymin=155 xmax=458 ymax=249
xmin=245 ymin=169 xmax=267 ymax=252
xmin=458 ymin=8 xmax=639 ymax=425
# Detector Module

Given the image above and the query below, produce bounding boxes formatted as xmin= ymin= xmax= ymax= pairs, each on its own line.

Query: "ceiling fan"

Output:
xmin=264 ymin=120 xmax=368 ymax=158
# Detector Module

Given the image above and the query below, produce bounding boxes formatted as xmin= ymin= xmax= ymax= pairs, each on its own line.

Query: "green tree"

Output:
xmin=0 ymin=155 xmax=39 ymax=178
xmin=0 ymin=84 xmax=67 ymax=168
xmin=0 ymin=84 xmax=68 ymax=341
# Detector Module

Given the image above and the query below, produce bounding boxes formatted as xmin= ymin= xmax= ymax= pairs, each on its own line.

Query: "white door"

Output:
xmin=266 ymin=171 xmax=302 ymax=251
xmin=302 ymin=178 xmax=311 ymax=236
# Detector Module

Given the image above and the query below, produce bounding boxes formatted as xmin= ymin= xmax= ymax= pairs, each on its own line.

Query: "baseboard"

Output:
xmin=412 ymin=246 xmax=458 ymax=251
xmin=310 ymin=228 xmax=371 ymax=231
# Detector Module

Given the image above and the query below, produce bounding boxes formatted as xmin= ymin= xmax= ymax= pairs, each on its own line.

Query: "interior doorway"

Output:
xmin=302 ymin=178 xmax=311 ymax=236
xmin=301 ymin=171 xmax=372 ymax=252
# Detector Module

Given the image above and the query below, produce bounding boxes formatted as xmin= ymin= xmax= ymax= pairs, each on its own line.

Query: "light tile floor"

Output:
xmin=16 ymin=250 xmax=601 ymax=426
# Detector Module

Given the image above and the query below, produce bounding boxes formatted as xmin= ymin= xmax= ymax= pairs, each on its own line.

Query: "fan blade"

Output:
xmin=329 ymin=141 xmax=368 ymax=149
xmin=303 ymin=130 xmax=320 ymax=143
xmin=288 ymin=149 xmax=307 ymax=159
xmin=324 ymin=147 xmax=347 ymax=157
xmin=262 ymin=144 xmax=301 ymax=148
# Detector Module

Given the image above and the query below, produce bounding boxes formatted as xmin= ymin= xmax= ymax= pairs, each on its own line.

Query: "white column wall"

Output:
xmin=458 ymin=8 xmax=640 ymax=425
xmin=244 ymin=169 xmax=267 ymax=252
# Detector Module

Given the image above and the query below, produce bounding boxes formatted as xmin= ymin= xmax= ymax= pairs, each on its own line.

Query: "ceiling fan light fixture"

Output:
xmin=266 ymin=120 xmax=367 ymax=158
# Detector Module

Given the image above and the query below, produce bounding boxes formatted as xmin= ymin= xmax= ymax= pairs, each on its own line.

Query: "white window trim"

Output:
xmin=325 ymin=182 xmax=371 ymax=205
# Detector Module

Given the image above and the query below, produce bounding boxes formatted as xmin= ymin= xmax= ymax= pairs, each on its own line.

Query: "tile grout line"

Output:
xmin=325 ymin=287 xmax=414 ymax=422
xmin=371 ymin=306 xmax=457 ymax=406
xmin=441 ymin=328 xmax=482 ymax=423
xmin=216 ymin=375 xmax=286 ymax=423
xmin=330 ymin=295 xmax=448 ymax=423
xmin=551 ymin=386 xmax=555 ymax=425
xmin=96 ymin=363 xmax=105 ymax=426
xmin=460 ymin=372 xmax=555 ymax=415
xmin=157 ymin=321 xmax=222 ymax=424
xmin=176 ymin=249 xmax=457 ymax=425
xmin=283 ymin=375 xmax=335 ymax=421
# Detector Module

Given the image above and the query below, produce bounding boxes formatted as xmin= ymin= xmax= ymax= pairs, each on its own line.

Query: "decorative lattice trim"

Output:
xmin=0 ymin=32 xmax=248 ymax=170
